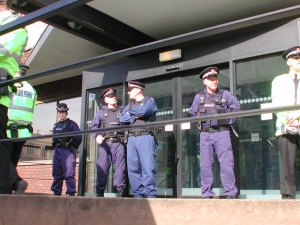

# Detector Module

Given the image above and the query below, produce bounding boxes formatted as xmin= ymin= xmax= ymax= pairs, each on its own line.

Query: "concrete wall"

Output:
xmin=0 ymin=196 xmax=300 ymax=225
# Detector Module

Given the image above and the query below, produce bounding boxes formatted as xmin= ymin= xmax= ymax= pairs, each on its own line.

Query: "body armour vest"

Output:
xmin=52 ymin=118 xmax=72 ymax=144
xmin=101 ymin=106 xmax=123 ymax=137
xmin=198 ymin=89 xmax=228 ymax=127
xmin=129 ymin=96 xmax=156 ymax=131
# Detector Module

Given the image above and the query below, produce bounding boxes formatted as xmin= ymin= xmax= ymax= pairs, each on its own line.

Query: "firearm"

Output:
xmin=41 ymin=138 xmax=76 ymax=152
xmin=152 ymin=128 xmax=162 ymax=146
xmin=229 ymin=125 xmax=239 ymax=138
xmin=123 ymin=130 xmax=129 ymax=144
xmin=266 ymin=138 xmax=274 ymax=147
xmin=59 ymin=139 xmax=77 ymax=155
xmin=217 ymin=108 xmax=239 ymax=138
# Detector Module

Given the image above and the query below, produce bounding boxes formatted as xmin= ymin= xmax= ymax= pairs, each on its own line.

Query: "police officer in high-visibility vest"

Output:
xmin=7 ymin=64 xmax=36 ymax=194
xmin=272 ymin=46 xmax=300 ymax=199
xmin=189 ymin=67 xmax=240 ymax=199
xmin=90 ymin=88 xmax=126 ymax=197
xmin=51 ymin=103 xmax=82 ymax=196
xmin=0 ymin=0 xmax=28 ymax=194
xmin=120 ymin=81 xmax=158 ymax=198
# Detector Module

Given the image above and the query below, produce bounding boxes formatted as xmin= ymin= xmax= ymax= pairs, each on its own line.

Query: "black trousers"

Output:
xmin=10 ymin=141 xmax=26 ymax=189
xmin=0 ymin=105 xmax=11 ymax=194
xmin=278 ymin=135 xmax=299 ymax=198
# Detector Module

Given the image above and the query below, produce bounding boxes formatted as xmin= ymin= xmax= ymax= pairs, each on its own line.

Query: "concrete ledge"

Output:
xmin=1 ymin=195 xmax=300 ymax=225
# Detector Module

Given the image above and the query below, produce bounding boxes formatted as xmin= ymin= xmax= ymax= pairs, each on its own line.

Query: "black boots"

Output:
xmin=117 ymin=189 xmax=123 ymax=197
xmin=96 ymin=188 xmax=124 ymax=197
xmin=96 ymin=188 xmax=104 ymax=197
xmin=14 ymin=180 xmax=28 ymax=195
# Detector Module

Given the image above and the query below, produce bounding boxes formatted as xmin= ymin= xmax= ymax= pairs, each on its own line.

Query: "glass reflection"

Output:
xmin=142 ymin=80 xmax=174 ymax=196
xmin=85 ymin=85 xmax=123 ymax=195
xmin=181 ymin=67 xmax=229 ymax=196
xmin=235 ymin=54 xmax=287 ymax=197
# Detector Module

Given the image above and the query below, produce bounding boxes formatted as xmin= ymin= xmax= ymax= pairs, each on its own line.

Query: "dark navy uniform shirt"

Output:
xmin=53 ymin=118 xmax=82 ymax=149
xmin=189 ymin=88 xmax=240 ymax=126
xmin=120 ymin=96 xmax=157 ymax=125
xmin=90 ymin=105 xmax=124 ymax=138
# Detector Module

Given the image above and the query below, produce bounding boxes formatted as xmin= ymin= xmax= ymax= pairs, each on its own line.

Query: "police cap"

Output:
xmin=101 ymin=88 xmax=116 ymax=98
xmin=282 ymin=46 xmax=300 ymax=60
xmin=127 ymin=80 xmax=145 ymax=90
xmin=56 ymin=103 xmax=69 ymax=112
xmin=199 ymin=67 xmax=219 ymax=79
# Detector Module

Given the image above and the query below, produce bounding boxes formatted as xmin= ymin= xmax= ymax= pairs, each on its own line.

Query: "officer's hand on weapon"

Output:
xmin=96 ymin=135 xmax=104 ymax=144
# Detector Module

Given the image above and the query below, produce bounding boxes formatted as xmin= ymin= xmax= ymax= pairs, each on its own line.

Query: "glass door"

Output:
xmin=85 ymin=85 xmax=123 ymax=196
xmin=131 ymin=79 xmax=174 ymax=197
xmin=235 ymin=54 xmax=288 ymax=199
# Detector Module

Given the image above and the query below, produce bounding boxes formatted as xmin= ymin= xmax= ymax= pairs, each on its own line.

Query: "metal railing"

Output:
xmin=0 ymin=104 xmax=298 ymax=143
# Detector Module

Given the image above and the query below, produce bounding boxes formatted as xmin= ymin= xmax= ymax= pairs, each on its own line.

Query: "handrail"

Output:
xmin=0 ymin=0 xmax=89 ymax=35
xmin=0 ymin=104 xmax=298 ymax=143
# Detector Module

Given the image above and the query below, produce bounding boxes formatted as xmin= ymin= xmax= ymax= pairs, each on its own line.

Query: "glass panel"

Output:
xmin=85 ymin=86 xmax=123 ymax=196
xmin=30 ymin=101 xmax=57 ymax=162
xmin=235 ymin=54 xmax=286 ymax=198
xmin=141 ymin=79 xmax=173 ymax=196
xmin=181 ymin=67 xmax=230 ymax=197
xmin=86 ymin=80 xmax=174 ymax=197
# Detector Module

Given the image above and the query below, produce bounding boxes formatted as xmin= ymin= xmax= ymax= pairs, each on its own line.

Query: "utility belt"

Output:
xmin=103 ymin=134 xmax=124 ymax=143
xmin=53 ymin=140 xmax=77 ymax=156
xmin=128 ymin=130 xmax=151 ymax=137
xmin=201 ymin=126 xmax=230 ymax=133
xmin=124 ymin=128 xmax=161 ymax=145
xmin=0 ymin=68 xmax=15 ymax=95
xmin=54 ymin=143 xmax=65 ymax=148
xmin=52 ymin=141 xmax=75 ymax=150
xmin=105 ymin=137 xmax=121 ymax=143
xmin=281 ymin=125 xmax=300 ymax=135
xmin=7 ymin=123 xmax=33 ymax=138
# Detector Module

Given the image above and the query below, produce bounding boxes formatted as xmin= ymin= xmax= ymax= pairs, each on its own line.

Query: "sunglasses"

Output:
xmin=105 ymin=95 xmax=116 ymax=98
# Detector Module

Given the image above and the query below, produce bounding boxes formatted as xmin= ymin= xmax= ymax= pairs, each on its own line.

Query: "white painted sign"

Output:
xmin=261 ymin=103 xmax=273 ymax=120
xmin=251 ymin=133 xmax=259 ymax=142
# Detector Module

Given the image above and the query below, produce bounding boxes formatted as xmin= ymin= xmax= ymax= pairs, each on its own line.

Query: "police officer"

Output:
xmin=189 ymin=67 xmax=240 ymax=199
xmin=0 ymin=0 xmax=28 ymax=194
xmin=272 ymin=46 xmax=300 ymax=199
xmin=51 ymin=103 xmax=82 ymax=196
xmin=120 ymin=81 xmax=158 ymax=198
xmin=7 ymin=64 xmax=37 ymax=194
xmin=90 ymin=88 xmax=126 ymax=197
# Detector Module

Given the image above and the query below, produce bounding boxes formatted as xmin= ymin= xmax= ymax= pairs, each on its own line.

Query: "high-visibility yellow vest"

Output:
xmin=7 ymin=81 xmax=37 ymax=138
xmin=0 ymin=11 xmax=28 ymax=107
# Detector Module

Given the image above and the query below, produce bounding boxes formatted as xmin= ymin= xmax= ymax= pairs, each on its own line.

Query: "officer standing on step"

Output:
xmin=272 ymin=46 xmax=300 ymax=199
xmin=90 ymin=88 xmax=126 ymax=197
xmin=51 ymin=103 xmax=82 ymax=196
xmin=120 ymin=81 xmax=158 ymax=198
xmin=189 ymin=67 xmax=240 ymax=199
xmin=7 ymin=64 xmax=37 ymax=195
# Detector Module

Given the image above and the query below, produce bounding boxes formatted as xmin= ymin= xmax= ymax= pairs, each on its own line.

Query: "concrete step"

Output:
xmin=0 ymin=195 xmax=299 ymax=225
